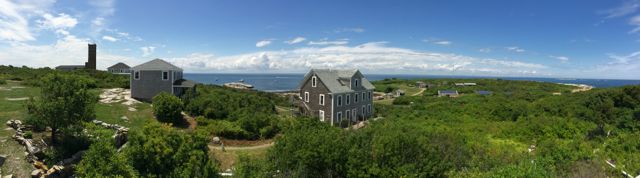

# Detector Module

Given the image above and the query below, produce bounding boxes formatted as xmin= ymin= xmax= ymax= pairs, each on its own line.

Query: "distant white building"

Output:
xmin=107 ymin=62 xmax=131 ymax=74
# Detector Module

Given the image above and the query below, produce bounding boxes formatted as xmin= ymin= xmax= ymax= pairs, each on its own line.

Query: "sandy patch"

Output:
xmin=100 ymin=88 xmax=141 ymax=106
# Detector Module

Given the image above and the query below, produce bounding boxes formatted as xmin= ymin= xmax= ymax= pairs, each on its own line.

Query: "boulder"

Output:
xmin=2 ymin=174 xmax=13 ymax=178
xmin=0 ymin=154 xmax=6 ymax=166
xmin=31 ymin=169 xmax=42 ymax=178
xmin=212 ymin=137 xmax=221 ymax=144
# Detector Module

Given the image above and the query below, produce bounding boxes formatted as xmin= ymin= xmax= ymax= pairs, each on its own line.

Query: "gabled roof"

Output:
xmin=439 ymin=90 xmax=459 ymax=94
xmin=131 ymin=59 xmax=182 ymax=71
xmin=173 ymin=79 xmax=197 ymax=88
xmin=298 ymin=69 xmax=375 ymax=93
xmin=107 ymin=62 xmax=130 ymax=69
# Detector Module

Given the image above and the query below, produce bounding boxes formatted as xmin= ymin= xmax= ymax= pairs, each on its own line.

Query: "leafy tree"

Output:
xmin=76 ymin=141 xmax=138 ymax=178
xmin=152 ymin=92 xmax=184 ymax=124
xmin=267 ymin=118 xmax=348 ymax=177
xmin=26 ymin=73 xmax=97 ymax=144
xmin=125 ymin=123 xmax=218 ymax=177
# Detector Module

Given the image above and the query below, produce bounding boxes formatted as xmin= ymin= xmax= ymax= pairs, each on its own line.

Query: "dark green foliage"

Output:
xmin=238 ymin=80 xmax=640 ymax=177
xmin=24 ymin=131 xmax=32 ymax=139
xmin=152 ymin=92 xmax=184 ymax=124
xmin=185 ymin=85 xmax=284 ymax=140
xmin=0 ymin=79 xmax=6 ymax=85
xmin=346 ymin=120 xmax=470 ymax=177
xmin=26 ymin=72 xmax=97 ymax=144
xmin=125 ymin=123 xmax=218 ymax=177
xmin=267 ymin=118 xmax=348 ymax=177
xmin=183 ymin=85 xmax=278 ymax=119
xmin=76 ymin=141 xmax=138 ymax=178
xmin=0 ymin=65 xmax=129 ymax=88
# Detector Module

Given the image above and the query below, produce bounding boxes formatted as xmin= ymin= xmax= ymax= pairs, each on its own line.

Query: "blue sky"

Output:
xmin=1 ymin=0 xmax=640 ymax=79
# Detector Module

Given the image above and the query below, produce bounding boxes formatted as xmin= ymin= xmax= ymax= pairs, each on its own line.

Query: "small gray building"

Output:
xmin=130 ymin=59 xmax=196 ymax=101
xmin=298 ymin=69 xmax=375 ymax=126
xmin=107 ymin=62 xmax=131 ymax=74
xmin=438 ymin=90 xmax=459 ymax=97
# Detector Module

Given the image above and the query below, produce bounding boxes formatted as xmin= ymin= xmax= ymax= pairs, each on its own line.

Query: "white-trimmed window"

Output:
xmin=134 ymin=71 xmax=140 ymax=80
xmin=337 ymin=95 xmax=342 ymax=106
xmin=346 ymin=110 xmax=351 ymax=121
xmin=362 ymin=106 xmax=366 ymax=115
xmin=346 ymin=94 xmax=351 ymax=105
xmin=362 ymin=92 xmax=366 ymax=101
xmin=352 ymin=109 xmax=357 ymax=121
xmin=304 ymin=92 xmax=309 ymax=102
xmin=162 ymin=71 xmax=169 ymax=80
xmin=368 ymin=91 xmax=372 ymax=100
xmin=312 ymin=76 xmax=317 ymax=87
xmin=319 ymin=94 xmax=325 ymax=105
xmin=337 ymin=112 xmax=342 ymax=122
xmin=355 ymin=93 xmax=359 ymax=103
xmin=368 ymin=104 xmax=372 ymax=114
xmin=319 ymin=110 xmax=325 ymax=122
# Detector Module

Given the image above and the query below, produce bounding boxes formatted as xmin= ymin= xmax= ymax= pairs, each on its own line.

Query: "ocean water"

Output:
xmin=184 ymin=73 xmax=640 ymax=92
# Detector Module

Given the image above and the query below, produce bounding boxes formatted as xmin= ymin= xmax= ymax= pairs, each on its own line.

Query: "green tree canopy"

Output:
xmin=125 ymin=123 xmax=218 ymax=177
xmin=75 ymin=141 xmax=138 ymax=178
xmin=27 ymin=72 xmax=97 ymax=144
xmin=152 ymin=92 xmax=184 ymax=124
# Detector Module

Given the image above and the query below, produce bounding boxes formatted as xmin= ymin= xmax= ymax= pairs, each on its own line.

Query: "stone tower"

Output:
xmin=85 ymin=44 xmax=96 ymax=70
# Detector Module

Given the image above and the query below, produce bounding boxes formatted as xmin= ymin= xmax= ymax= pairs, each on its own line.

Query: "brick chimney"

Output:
xmin=85 ymin=44 xmax=96 ymax=70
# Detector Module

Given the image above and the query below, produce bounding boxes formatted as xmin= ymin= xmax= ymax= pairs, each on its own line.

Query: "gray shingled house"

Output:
xmin=107 ymin=62 xmax=131 ymax=74
xmin=298 ymin=69 xmax=375 ymax=126
xmin=130 ymin=59 xmax=196 ymax=101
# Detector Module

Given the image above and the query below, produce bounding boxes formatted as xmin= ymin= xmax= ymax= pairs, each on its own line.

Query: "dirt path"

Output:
xmin=209 ymin=142 xmax=274 ymax=151
xmin=412 ymin=88 xmax=426 ymax=96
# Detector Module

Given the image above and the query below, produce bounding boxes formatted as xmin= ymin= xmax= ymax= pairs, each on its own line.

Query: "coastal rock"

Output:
xmin=0 ymin=154 xmax=6 ymax=166
xmin=2 ymin=174 xmax=13 ymax=178
xmin=212 ymin=137 xmax=220 ymax=144
xmin=31 ymin=169 xmax=42 ymax=178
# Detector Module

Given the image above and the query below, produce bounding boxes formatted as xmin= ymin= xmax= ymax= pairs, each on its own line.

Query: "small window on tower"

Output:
xmin=162 ymin=71 xmax=169 ymax=80
xmin=134 ymin=71 xmax=140 ymax=80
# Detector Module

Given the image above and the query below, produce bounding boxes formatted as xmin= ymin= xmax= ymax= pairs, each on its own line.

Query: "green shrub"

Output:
xmin=0 ymin=79 xmax=6 ymax=85
xmin=152 ymin=92 xmax=184 ymax=124
xmin=24 ymin=131 xmax=33 ymax=139
xmin=125 ymin=123 xmax=218 ymax=177
xmin=76 ymin=141 xmax=138 ymax=177
xmin=25 ymin=114 xmax=46 ymax=131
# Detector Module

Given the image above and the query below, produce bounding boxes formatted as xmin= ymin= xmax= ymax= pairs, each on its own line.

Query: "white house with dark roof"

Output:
xmin=298 ymin=69 xmax=375 ymax=126
xmin=130 ymin=59 xmax=196 ymax=101
xmin=107 ymin=62 xmax=131 ymax=74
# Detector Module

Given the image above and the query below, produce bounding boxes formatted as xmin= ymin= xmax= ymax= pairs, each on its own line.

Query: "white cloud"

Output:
xmin=285 ymin=37 xmax=306 ymax=44
xmin=38 ymin=13 xmax=77 ymax=30
xmin=506 ymin=46 xmax=526 ymax=53
xmin=478 ymin=48 xmax=491 ymax=53
xmin=169 ymin=42 xmax=548 ymax=76
xmin=0 ymin=34 xmax=138 ymax=69
xmin=629 ymin=15 xmax=640 ymax=33
xmin=433 ymin=41 xmax=452 ymax=45
xmin=549 ymin=55 xmax=569 ymax=63
xmin=88 ymin=0 xmax=115 ymax=36
xmin=601 ymin=0 xmax=640 ymax=18
xmin=423 ymin=38 xmax=452 ymax=46
xmin=334 ymin=27 xmax=364 ymax=33
xmin=102 ymin=35 xmax=118 ymax=42
xmin=140 ymin=46 xmax=155 ymax=57
xmin=308 ymin=38 xmax=349 ymax=46
xmin=256 ymin=40 xmax=272 ymax=48
xmin=594 ymin=51 xmax=640 ymax=79
xmin=0 ymin=0 xmax=56 ymax=41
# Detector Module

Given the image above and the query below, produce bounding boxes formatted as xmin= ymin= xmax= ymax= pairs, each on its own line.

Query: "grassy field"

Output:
xmin=0 ymin=81 xmax=158 ymax=177
xmin=0 ymin=81 xmax=39 ymax=177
